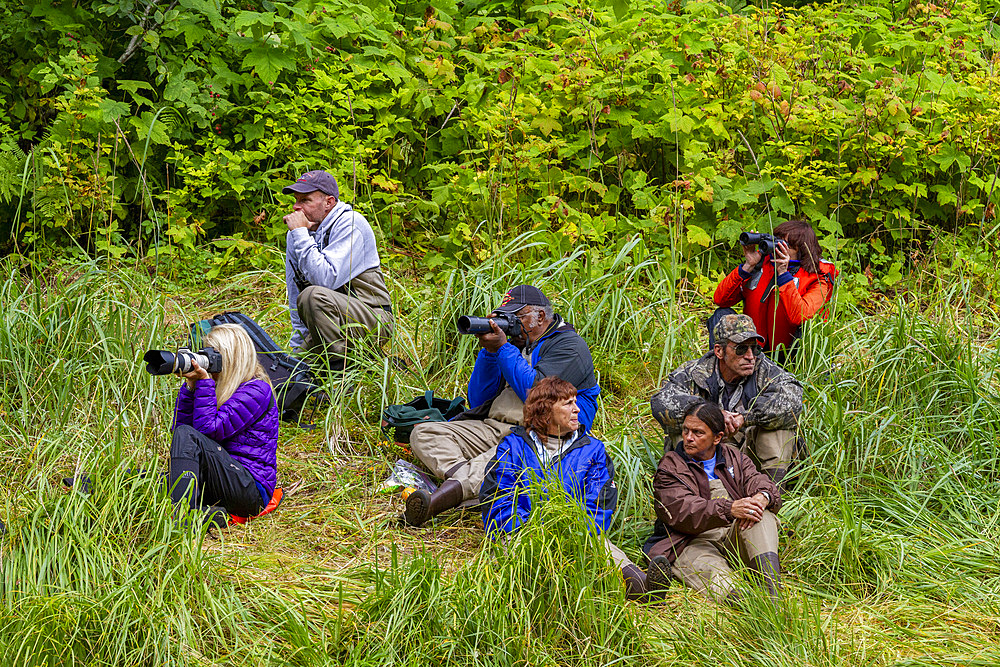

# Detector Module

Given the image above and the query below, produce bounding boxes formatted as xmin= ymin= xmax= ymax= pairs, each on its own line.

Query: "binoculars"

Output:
xmin=739 ymin=232 xmax=777 ymax=257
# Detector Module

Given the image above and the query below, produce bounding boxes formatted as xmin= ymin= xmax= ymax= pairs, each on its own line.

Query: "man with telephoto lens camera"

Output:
xmin=651 ymin=314 xmax=803 ymax=491
xmin=403 ymin=285 xmax=602 ymax=527
xmin=281 ymin=169 xmax=394 ymax=371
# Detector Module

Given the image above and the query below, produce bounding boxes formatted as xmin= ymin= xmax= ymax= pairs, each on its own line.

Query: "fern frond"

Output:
xmin=0 ymin=146 xmax=29 ymax=204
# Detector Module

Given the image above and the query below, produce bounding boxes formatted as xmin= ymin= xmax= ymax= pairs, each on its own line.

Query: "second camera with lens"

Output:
xmin=456 ymin=313 xmax=524 ymax=338
xmin=143 ymin=348 xmax=223 ymax=376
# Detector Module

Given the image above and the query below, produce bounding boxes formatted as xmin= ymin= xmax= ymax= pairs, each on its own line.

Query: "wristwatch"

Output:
xmin=760 ymin=490 xmax=772 ymax=507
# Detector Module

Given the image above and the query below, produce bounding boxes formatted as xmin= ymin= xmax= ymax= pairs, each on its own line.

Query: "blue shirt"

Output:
xmin=701 ymin=455 xmax=718 ymax=480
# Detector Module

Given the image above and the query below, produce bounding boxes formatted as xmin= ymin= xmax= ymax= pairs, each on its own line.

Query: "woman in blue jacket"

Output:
xmin=479 ymin=376 xmax=648 ymax=599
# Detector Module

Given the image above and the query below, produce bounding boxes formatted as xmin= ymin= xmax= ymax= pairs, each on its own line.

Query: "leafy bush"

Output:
xmin=2 ymin=0 xmax=999 ymax=293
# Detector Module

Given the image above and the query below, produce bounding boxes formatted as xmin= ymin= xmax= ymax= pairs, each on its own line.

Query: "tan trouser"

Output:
xmin=604 ymin=537 xmax=637 ymax=569
xmin=409 ymin=419 xmax=514 ymax=500
xmin=297 ymin=285 xmax=394 ymax=357
xmin=671 ymin=479 xmax=779 ymax=601
xmin=732 ymin=427 xmax=797 ymax=476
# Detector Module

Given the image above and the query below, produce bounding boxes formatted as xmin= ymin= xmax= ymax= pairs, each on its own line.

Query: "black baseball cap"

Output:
xmin=494 ymin=285 xmax=551 ymax=313
xmin=282 ymin=170 xmax=340 ymax=198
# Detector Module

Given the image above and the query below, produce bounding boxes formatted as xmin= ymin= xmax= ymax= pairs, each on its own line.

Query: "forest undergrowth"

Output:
xmin=1 ymin=243 xmax=1000 ymax=666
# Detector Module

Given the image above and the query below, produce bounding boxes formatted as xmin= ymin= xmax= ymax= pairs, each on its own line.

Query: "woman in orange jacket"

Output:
xmin=711 ymin=220 xmax=836 ymax=364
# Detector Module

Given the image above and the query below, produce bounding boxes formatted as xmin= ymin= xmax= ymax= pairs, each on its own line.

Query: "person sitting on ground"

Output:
xmin=282 ymin=169 xmax=394 ymax=370
xmin=711 ymin=219 xmax=836 ymax=364
xmin=404 ymin=285 xmax=601 ymax=527
xmin=652 ymin=313 xmax=802 ymax=490
xmin=643 ymin=400 xmax=782 ymax=602
xmin=170 ymin=324 xmax=279 ymax=527
xmin=480 ymin=377 xmax=647 ymax=599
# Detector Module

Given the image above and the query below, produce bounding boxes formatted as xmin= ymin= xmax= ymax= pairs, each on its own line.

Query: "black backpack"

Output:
xmin=190 ymin=312 xmax=323 ymax=423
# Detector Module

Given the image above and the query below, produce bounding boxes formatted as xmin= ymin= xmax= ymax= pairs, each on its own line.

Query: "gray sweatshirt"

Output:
xmin=285 ymin=200 xmax=382 ymax=349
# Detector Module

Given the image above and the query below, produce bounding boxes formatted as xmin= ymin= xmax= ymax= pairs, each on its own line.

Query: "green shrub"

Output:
xmin=3 ymin=0 xmax=999 ymax=293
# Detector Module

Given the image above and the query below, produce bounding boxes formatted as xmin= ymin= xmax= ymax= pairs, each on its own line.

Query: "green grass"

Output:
xmin=2 ymin=245 xmax=1000 ymax=666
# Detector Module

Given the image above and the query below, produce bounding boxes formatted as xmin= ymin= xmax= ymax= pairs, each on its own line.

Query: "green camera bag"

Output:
xmin=381 ymin=391 xmax=466 ymax=444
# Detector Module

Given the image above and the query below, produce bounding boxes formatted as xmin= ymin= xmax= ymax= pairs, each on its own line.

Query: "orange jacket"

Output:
xmin=713 ymin=258 xmax=834 ymax=351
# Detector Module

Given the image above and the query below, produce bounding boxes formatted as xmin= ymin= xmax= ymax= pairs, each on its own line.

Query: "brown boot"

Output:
xmin=404 ymin=479 xmax=464 ymax=526
xmin=646 ymin=555 xmax=674 ymax=595
xmin=749 ymin=551 xmax=782 ymax=600
xmin=621 ymin=564 xmax=648 ymax=601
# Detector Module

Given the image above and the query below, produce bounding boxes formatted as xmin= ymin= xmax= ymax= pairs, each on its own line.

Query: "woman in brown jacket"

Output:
xmin=643 ymin=400 xmax=782 ymax=602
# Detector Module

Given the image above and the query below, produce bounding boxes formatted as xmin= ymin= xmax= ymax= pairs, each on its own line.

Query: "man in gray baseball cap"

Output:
xmin=281 ymin=170 xmax=394 ymax=369
xmin=650 ymin=313 xmax=803 ymax=489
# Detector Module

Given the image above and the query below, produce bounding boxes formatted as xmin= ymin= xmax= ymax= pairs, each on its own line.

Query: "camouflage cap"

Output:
xmin=713 ymin=313 xmax=765 ymax=346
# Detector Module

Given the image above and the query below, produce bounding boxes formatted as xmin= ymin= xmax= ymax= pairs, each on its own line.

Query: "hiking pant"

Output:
xmin=169 ymin=425 xmax=265 ymax=518
xmin=410 ymin=419 xmax=515 ymax=500
xmin=604 ymin=537 xmax=637 ymax=569
xmin=671 ymin=479 xmax=779 ymax=601
xmin=297 ymin=285 xmax=394 ymax=359
xmin=731 ymin=427 xmax=797 ymax=485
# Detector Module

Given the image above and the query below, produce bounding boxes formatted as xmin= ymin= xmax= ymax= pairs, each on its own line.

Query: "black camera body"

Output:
xmin=739 ymin=232 xmax=776 ymax=257
xmin=456 ymin=313 xmax=523 ymax=338
xmin=143 ymin=348 xmax=223 ymax=376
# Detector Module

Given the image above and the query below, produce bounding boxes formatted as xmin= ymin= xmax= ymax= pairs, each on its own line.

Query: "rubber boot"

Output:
xmin=63 ymin=474 xmax=94 ymax=494
xmin=404 ymin=479 xmax=464 ymax=526
xmin=204 ymin=506 xmax=230 ymax=530
xmin=646 ymin=555 xmax=674 ymax=594
xmin=750 ymin=551 xmax=782 ymax=600
xmin=621 ymin=564 xmax=648 ymax=601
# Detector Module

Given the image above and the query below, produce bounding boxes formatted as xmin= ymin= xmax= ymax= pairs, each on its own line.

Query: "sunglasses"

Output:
xmin=729 ymin=341 xmax=763 ymax=357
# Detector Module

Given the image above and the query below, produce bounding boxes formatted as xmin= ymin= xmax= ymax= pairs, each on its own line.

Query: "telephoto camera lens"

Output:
xmin=456 ymin=316 xmax=493 ymax=335
xmin=144 ymin=350 xmax=179 ymax=375
xmin=143 ymin=348 xmax=223 ymax=375
xmin=456 ymin=313 xmax=523 ymax=338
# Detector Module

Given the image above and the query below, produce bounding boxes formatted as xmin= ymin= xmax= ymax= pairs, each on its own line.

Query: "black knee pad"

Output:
xmin=168 ymin=470 xmax=199 ymax=503
xmin=174 ymin=470 xmax=197 ymax=485
xmin=170 ymin=424 xmax=204 ymax=459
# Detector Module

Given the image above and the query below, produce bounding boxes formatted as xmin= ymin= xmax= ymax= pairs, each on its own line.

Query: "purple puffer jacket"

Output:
xmin=173 ymin=378 xmax=279 ymax=497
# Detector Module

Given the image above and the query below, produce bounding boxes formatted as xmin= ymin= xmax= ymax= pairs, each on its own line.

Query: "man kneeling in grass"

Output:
xmin=478 ymin=377 xmax=649 ymax=599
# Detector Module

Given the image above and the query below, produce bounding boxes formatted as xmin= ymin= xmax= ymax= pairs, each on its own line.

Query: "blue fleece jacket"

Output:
xmin=479 ymin=427 xmax=618 ymax=537
xmin=466 ymin=317 xmax=601 ymax=430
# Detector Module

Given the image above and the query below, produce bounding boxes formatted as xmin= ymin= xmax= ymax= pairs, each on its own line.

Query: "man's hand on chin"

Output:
xmin=284 ymin=211 xmax=312 ymax=231
xmin=722 ymin=410 xmax=745 ymax=436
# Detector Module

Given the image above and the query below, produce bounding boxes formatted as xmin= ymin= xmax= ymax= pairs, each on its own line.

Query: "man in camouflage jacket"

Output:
xmin=651 ymin=313 xmax=803 ymax=488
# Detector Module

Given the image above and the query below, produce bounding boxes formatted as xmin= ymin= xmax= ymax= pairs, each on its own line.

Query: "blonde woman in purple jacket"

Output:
xmin=171 ymin=324 xmax=279 ymax=526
